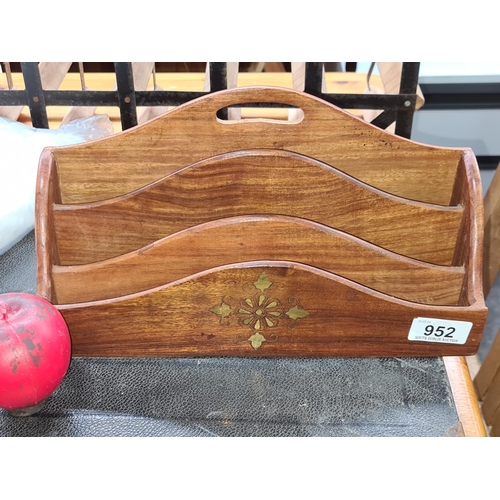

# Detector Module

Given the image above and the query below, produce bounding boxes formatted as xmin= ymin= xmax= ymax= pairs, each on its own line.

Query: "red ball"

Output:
xmin=0 ymin=293 xmax=71 ymax=411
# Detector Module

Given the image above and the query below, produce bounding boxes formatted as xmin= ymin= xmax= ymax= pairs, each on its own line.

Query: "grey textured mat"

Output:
xmin=0 ymin=231 xmax=37 ymax=294
xmin=0 ymin=232 xmax=461 ymax=437
xmin=1 ymin=356 xmax=459 ymax=437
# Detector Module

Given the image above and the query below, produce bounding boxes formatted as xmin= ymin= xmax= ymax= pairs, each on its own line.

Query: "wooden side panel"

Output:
xmin=52 ymin=216 xmax=465 ymax=305
xmin=450 ymin=150 xmax=485 ymax=310
xmin=58 ymin=263 xmax=487 ymax=358
xmin=53 ymin=150 xmax=464 ymax=266
xmin=51 ymin=87 xmax=463 ymax=205
xmin=35 ymin=150 xmax=62 ymax=303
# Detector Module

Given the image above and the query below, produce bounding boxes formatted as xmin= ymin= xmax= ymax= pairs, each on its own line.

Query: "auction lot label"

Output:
xmin=408 ymin=317 xmax=473 ymax=345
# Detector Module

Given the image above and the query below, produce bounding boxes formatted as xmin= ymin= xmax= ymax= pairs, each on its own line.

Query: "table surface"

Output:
xmin=0 ymin=70 xmax=486 ymax=436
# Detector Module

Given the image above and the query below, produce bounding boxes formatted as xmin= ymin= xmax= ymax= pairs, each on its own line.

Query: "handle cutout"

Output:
xmin=216 ymin=103 xmax=305 ymax=124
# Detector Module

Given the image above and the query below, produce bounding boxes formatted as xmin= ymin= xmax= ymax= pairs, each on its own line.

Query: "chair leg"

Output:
xmin=474 ymin=327 xmax=500 ymax=400
xmin=489 ymin=405 xmax=500 ymax=436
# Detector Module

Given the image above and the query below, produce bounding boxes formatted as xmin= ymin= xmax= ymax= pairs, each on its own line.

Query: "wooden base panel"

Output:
xmin=58 ymin=263 xmax=486 ymax=358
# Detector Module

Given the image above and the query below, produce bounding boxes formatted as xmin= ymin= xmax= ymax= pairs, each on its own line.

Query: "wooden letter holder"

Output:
xmin=35 ymin=87 xmax=487 ymax=358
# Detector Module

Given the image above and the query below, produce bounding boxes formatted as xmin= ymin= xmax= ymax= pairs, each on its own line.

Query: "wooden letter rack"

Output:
xmin=35 ymin=86 xmax=487 ymax=358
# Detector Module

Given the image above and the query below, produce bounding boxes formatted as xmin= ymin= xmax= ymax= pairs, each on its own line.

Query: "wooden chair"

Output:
xmin=35 ymin=86 xmax=487 ymax=359
xmin=474 ymin=162 xmax=500 ymax=436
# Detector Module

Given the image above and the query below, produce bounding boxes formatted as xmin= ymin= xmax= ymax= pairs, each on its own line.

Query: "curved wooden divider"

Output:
xmin=53 ymin=150 xmax=463 ymax=266
xmin=57 ymin=262 xmax=486 ymax=358
xmin=53 ymin=215 xmax=465 ymax=305
xmin=50 ymin=86 xmax=463 ymax=205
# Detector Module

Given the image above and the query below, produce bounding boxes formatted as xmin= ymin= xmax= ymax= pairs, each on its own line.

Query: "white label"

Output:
xmin=408 ymin=317 xmax=473 ymax=345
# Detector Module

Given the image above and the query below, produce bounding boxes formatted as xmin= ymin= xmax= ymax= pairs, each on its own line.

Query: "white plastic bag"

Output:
xmin=0 ymin=115 xmax=113 ymax=255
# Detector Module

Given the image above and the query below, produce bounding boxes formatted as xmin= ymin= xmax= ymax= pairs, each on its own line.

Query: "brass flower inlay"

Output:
xmin=238 ymin=294 xmax=284 ymax=330
xmin=209 ymin=272 xmax=310 ymax=350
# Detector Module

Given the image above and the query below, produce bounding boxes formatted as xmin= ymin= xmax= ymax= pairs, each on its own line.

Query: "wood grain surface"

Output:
xmin=450 ymin=151 xmax=485 ymax=308
xmin=52 ymin=215 xmax=465 ymax=305
xmin=50 ymin=86 xmax=463 ymax=205
xmin=52 ymin=150 xmax=464 ymax=266
xmin=443 ymin=356 xmax=487 ymax=436
xmin=35 ymin=150 xmax=61 ymax=304
xmin=57 ymin=263 xmax=486 ymax=358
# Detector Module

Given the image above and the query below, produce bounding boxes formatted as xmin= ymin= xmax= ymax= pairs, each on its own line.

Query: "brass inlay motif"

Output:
xmin=237 ymin=293 xmax=284 ymax=330
xmin=248 ymin=332 xmax=266 ymax=350
xmin=210 ymin=302 xmax=234 ymax=324
xmin=210 ymin=272 xmax=310 ymax=350
xmin=286 ymin=305 xmax=310 ymax=320
xmin=254 ymin=272 xmax=273 ymax=292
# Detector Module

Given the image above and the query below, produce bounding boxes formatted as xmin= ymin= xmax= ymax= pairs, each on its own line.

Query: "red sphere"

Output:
xmin=0 ymin=293 xmax=71 ymax=411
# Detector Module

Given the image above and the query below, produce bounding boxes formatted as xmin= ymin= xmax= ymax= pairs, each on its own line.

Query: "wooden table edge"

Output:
xmin=444 ymin=356 xmax=487 ymax=436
